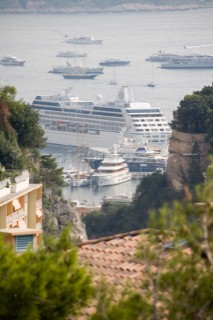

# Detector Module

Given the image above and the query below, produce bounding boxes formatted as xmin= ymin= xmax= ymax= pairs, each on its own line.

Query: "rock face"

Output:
xmin=167 ymin=130 xmax=210 ymax=191
xmin=42 ymin=193 xmax=88 ymax=241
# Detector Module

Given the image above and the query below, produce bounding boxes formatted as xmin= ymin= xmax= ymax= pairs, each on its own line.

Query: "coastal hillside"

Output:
xmin=1 ymin=0 xmax=213 ymax=12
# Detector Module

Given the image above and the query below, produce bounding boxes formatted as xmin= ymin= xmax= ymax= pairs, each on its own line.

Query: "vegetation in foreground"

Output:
xmin=89 ymin=164 xmax=213 ymax=320
xmin=0 ymin=228 xmax=93 ymax=320
xmin=1 ymin=163 xmax=213 ymax=319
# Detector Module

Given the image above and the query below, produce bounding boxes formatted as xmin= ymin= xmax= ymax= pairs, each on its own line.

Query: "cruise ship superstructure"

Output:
xmin=31 ymin=86 xmax=171 ymax=149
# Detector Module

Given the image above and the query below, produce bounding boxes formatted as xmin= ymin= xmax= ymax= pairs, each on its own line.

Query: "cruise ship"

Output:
xmin=31 ymin=86 xmax=171 ymax=149
xmin=161 ymin=54 xmax=213 ymax=68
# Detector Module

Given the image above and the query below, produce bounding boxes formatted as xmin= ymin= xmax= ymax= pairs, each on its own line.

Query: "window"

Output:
xmin=15 ymin=235 xmax=34 ymax=252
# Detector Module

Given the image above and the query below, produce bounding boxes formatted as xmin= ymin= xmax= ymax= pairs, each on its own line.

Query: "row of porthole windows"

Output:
xmin=136 ymin=128 xmax=170 ymax=132
xmin=133 ymin=118 xmax=166 ymax=122
xmin=42 ymin=114 xmax=125 ymax=124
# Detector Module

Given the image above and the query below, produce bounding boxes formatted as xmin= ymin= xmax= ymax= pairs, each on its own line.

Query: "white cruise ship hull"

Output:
xmin=44 ymin=129 xmax=121 ymax=148
xmin=44 ymin=129 xmax=169 ymax=150
xmin=92 ymin=172 xmax=132 ymax=187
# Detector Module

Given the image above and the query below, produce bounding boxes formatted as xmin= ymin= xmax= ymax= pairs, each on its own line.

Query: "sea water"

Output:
xmin=0 ymin=9 xmax=212 ymax=204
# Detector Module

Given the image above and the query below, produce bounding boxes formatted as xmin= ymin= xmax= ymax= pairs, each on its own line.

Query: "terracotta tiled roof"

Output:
xmin=73 ymin=229 xmax=191 ymax=319
xmin=78 ymin=230 xmax=149 ymax=291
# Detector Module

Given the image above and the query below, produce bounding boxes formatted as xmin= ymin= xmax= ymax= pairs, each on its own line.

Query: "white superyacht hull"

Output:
xmin=92 ymin=172 xmax=132 ymax=187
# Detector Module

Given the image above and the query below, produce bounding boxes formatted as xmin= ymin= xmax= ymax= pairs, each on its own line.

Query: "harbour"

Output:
xmin=0 ymin=9 xmax=213 ymax=205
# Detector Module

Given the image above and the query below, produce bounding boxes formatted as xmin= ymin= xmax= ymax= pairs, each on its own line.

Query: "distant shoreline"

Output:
xmin=0 ymin=5 xmax=213 ymax=15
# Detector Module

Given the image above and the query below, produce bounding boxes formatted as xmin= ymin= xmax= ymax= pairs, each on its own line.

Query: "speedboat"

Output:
xmin=0 ymin=55 xmax=25 ymax=66
xmin=56 ymin=51 xmax=87 ymax=58
xmin=66 ymin=36 xmax=103 ymax=45
xmin=99 ymin=58 xmax=130 ymax=66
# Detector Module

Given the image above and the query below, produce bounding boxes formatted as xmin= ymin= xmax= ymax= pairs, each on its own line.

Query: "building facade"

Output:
xmin=0 ymin=170 xmax=42 ymax=252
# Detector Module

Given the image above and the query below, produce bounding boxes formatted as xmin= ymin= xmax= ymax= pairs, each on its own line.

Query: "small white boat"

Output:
xmin=71 ymin=173 xmax=91 ymax=187
xmin=0 ymin=55 xmax=25 ymax=66
xmin=56 ymin=51 xmax=87 ymax=58
xmin=66 ymin=36 xmax=103 ymax=45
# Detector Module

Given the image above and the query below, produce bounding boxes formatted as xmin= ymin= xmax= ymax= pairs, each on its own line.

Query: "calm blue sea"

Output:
xmin=0 ymin=9 xmax=213 ymax=204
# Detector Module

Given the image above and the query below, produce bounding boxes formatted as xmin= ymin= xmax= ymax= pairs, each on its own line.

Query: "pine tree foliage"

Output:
xmin=0 ymin=228 xmax=93 ymax=320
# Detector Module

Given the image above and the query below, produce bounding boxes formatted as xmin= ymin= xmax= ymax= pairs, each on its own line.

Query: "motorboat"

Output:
xmin=51 ymin=62 xmax=103 ymax=74
xmin=99 ymin=58 xmax=130 ymax=66
xmin=56 ymin=51 xmax=87 ymax=58
xmin=66 ymin=36 xmax=103 ymax=45
xmin=63 ymin=72 xmax=98 ymax=79
xmin=92 ymin=146 xmax=132 ymax=187
xmin=0 ymin=55 xmax=25 ymax=66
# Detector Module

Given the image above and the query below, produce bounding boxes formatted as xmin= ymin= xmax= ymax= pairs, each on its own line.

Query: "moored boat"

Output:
xmin=92 ymin=146 xmax=132 ymax=187
xmin=63 ymin=72 xmax=98 ymax=79
xmin=146 ymin=50 xmax=181 ymax=62
xmin=102 ymin=194 xmax=132 ymax=204
xmin=161 ymin=53 xmax=213 ymax=68
xmin=56 ymin=51 xmax=87 ymax=58
xmin=99 ymin=58 xmax=130 ymax=66
xmin=50 ymin=62 xmax=103 ymax=74
xmin=0 ymin=55 xmax=25 ymax=66
xmin=66 ymin=36 xmax=103 ymax=45
xmin=71 ymin=173 xmax=91 ymax=187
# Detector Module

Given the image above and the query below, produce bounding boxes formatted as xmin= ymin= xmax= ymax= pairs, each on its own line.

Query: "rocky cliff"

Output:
xmin=42 ymin=192 xmax=88 ymax=241
xmin=167 ymin=130 xmax=210 ymax=191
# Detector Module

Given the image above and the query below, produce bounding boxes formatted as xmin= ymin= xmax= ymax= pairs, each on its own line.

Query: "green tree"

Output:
xmin=37 ymin=154 xmax=64 ymax=189
xmin=170 ymin=94 xmax=208 ymax=133
xmin=0 ymin=85 xmax=45 ymax=150
xmin=0 ymin=228 xmax=93 ymax=320
xmin=10 ymin=102 xmax=46 ymax=149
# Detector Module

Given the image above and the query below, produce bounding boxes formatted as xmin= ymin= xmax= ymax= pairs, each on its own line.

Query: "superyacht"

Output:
xmin=161 ymin=54 xmax=213 ymax=68
xmin=31 ymin=86 xmax=171 ymax=149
